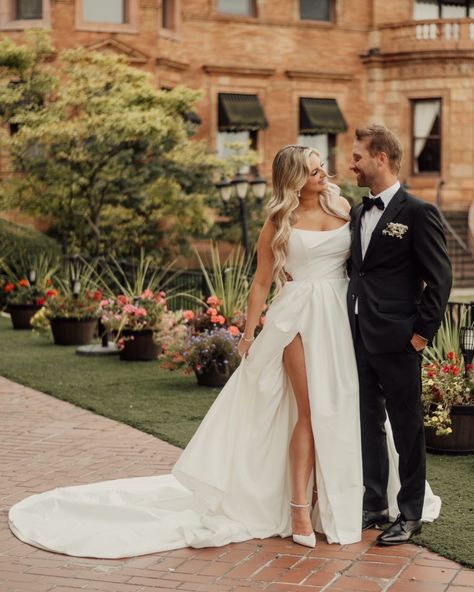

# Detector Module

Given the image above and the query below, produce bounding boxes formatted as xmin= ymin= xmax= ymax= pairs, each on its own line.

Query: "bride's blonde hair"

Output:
xmin=268 ymin=145 xmax=350 ymax=290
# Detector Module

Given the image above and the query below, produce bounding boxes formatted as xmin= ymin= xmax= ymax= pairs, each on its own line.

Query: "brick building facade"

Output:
xmin=1 ymin=0 xmax=474 ymax=211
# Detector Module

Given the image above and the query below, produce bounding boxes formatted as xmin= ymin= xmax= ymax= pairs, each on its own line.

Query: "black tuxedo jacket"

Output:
xmin=347 ymin=187 xmax=452 ymax=354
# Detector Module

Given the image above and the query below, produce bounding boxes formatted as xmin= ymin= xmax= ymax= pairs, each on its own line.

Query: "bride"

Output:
xmin=8 ymin=145 xmax=439 ymax=559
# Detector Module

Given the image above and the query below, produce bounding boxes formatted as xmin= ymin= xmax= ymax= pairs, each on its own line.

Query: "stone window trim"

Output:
xmin=0 ymin=0 xmax=51 ymax=30
xmin=413 ymin=0 xmax=474 ymax=20
xmin=75 ymin=0 xmax=139 ymax=34
xmin=411 ymin=97 xmax=443 ymax=177
xmin=160 ymin=0 xmax=181 ymax=40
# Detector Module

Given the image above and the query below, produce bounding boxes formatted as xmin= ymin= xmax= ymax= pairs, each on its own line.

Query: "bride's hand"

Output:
xmin=238 ymin=337 xmax=254 ymax=358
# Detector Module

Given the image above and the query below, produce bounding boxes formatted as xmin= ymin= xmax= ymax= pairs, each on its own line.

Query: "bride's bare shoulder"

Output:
xmin=336 ymin=195 xmax=351 ymax=214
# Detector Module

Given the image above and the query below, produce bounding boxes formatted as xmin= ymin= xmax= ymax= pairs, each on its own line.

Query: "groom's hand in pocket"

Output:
xmin=410 ymin=333 xmax=428 ymax=352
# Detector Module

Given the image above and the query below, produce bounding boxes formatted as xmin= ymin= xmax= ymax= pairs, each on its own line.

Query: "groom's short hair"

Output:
xmin=355 ymin=124 xmax=403 ymax=174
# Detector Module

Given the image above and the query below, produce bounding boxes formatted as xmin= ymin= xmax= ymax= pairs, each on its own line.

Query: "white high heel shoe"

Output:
xmin=290 ymin=501 xmax=316 ymax=548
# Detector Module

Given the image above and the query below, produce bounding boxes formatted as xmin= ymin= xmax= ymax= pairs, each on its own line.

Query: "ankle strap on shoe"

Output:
xmin=290 ymin=501 xmax=310 ymax=508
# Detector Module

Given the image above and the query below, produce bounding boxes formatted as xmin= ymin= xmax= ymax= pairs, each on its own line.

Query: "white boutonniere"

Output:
xmin=382 ymin=222 xmax=408 ymax=239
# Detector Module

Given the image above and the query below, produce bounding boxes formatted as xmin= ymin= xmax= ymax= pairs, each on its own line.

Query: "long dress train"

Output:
xmin=8 ymin=223 xmax=440 ymax=558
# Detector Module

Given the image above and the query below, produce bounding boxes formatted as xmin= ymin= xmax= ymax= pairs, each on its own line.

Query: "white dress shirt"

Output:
xmin=355 ymin=180 xmax=400 ymax=314
xmin=360 ymin=180 xmax=400 ymax=259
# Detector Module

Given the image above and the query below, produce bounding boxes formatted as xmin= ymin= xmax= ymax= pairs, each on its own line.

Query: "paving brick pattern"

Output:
xmin=1 ymin=376 xmax=472 ymax=592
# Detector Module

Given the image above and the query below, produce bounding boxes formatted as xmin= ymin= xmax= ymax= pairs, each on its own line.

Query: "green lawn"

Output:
xmin=0 ymin=316 xmax=472 ymax=567
xmin=0 ymin=317 xmax=218 ymax=448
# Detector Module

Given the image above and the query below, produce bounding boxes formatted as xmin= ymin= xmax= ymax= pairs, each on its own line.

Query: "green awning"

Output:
xmin=218 ymin=93 xmax=268 ymax=132
xmin=299 ymin=98 xmax=347 ymax=135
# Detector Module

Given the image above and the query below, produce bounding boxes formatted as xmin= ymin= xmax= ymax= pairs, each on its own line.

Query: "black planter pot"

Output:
xmin=50 ymin=317 xmax=97 ymax=346
xmin=119 ymin=329 xmax=161 ymax=361
xmin=7 ymin=304 xmax=43 ymax=330
xmin=194 ymin=366 xmax=231 ymax=387
xmin=425 ymin=404 xmax=474 ymax=455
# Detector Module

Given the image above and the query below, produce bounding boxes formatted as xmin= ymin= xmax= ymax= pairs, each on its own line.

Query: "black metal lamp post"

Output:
xmin=215 ymin=170 xmax=267 ymax=259
xmin=460 ymin=326 xmax=474 ymax=377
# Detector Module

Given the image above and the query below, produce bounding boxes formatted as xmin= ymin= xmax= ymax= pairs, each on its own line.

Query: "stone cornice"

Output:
xmin=285 ymin=69 xmax=353 ymax=82
xmin=202 ymin=65 xmax=275 ymax=77
xmin=361 ymin=49 xmax=474 ymax=66
xmin=156 ymin=57 xmax=189 ymax=71
xmin=84 ymin=39 xmax=149 ymax=64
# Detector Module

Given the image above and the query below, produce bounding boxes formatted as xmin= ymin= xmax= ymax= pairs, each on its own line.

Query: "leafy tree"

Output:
xmin=0 ymin=33 xmax=229 ymax=258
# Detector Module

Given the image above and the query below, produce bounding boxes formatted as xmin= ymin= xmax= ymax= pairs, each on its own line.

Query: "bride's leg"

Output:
xmin=283 ymin=333 xmax=315 ymax=536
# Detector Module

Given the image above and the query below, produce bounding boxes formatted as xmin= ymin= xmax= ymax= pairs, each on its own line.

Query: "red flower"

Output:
xmin=467 ymin=364 xmax=473 ymax=371
xmin=447 ymin=351 xmax=455 ymax=360
xmin=93 ymin=290 xmax=102 ymax=301
xmin=46 ymin=289 xmax=59 ymax=298
xmin=46 ymin=278 xmax=53 ymax=286
xmin=18 ymin=279 xmax=29 ymax=287
xmin=4 ymin=283 xmax=15 ymax=293
xmin=36 ymin=298 xmax=45 ymax=306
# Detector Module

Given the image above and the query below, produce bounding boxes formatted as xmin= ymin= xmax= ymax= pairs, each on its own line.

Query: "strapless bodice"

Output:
xmin=285 ymin=223 xmax=350 ymax=282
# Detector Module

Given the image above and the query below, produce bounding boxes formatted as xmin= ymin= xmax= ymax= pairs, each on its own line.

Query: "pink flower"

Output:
xmin=100 ymin=299 xmax=110 ymax=307
xmin=207 ymin=295 xmax=220 ymax=306
xmin=134 ymin=307 xmax=148 ymax=317
xmin=216 ymin=315 xmax=226 ymax=325
xmin=228 ymin=325 xmax=240 ymax=337
xmin=141 ymin=289 xmax=154 ymax=300
xmin=210 ymin=315 xmax=220 ymax=324
xmin=159 ymin=291 xmax=166 ymax=298
xmin=117 ymin=295 xmax=129 ymax=305
xmin=207 ymin=307 xmax=218 ymax=316
xmin=183 ymin=310 xmax=195 ymax=321
xmin=123 ymin=304 xmax=136 ymax=314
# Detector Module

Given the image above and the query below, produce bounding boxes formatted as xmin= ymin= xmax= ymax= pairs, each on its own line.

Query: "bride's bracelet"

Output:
xmin=240 ymin=335 xmax=255 ymax=343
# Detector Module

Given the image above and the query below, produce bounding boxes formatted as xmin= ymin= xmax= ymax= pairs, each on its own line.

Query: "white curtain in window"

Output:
xmin=414 ymin=0 xmax=439 ymax=19
xmin=216 ymin=131 xmax=250 ymax=159
xmin=83 ymin=0 xmax=125 ymax=24
xmin=297 ymin=134 xmax=329 ymax=168
xmin=217 ymin=0 xmax=252 ymax=15
xmin=441 ymin=2 xmax=467 ymax=18
xmin=414 ymin=100 xmax=440 ymax=172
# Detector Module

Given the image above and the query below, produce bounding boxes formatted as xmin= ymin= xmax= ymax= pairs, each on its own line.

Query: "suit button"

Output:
xmin=359 ymin=272 xmax=365 ymax=277
xmin=352 ymin=294 xmax=356 ymax=300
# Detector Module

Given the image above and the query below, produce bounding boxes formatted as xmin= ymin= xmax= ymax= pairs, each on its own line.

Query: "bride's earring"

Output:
xmin=296 ymin=190 xmax=301 ymax=199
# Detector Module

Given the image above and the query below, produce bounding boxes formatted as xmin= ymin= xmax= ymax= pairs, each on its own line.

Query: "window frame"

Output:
xmin=299 ymin=0 xmax=335 ymax=23
xmin=411 ymin=97 xmax=442 ymax=176
xmin=413 ymin=0 xmax=473 ymax=19
xmin=75 ymin=0 xmax=139 ymax=34
xmin=0 ymin=0 xmax=51 ymax=30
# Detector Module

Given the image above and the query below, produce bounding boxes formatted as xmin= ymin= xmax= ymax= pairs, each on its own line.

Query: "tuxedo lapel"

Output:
xmin=363 ymin=187 xmax=406 ymax=264
xmin=351 ymin=203 xmax=364 ymax=266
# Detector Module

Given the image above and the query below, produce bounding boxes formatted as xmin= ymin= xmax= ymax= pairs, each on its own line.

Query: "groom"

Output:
xmin=347 ymin=124 xmax=452 ymax=545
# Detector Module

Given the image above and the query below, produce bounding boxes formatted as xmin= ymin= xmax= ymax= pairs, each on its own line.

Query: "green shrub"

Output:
xmin=0 ymin=219 xmax=60 ymax=261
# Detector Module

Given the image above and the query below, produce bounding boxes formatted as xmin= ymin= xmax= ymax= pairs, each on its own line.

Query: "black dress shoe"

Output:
xmin=362 ymin=509 xmax=389 ymax=531
xmin=376 ymin=514 xmax=422 ymax=545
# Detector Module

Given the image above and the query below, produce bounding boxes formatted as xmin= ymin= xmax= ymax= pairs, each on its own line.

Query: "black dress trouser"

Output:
xmin=355 ymin=319 xmax=426 ymax=521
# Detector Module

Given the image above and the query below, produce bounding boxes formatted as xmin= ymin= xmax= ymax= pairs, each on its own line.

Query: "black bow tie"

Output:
xmin=362 ymin=195 xmax=385 ymax=212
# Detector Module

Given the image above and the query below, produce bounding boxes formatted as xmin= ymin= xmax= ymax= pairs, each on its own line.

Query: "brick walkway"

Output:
xmin=1 ymin=376 xmax=472 ymax=592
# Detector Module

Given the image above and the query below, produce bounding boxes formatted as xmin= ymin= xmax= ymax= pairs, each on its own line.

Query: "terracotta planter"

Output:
xmin=425 ymin=404 xmax=474 ymax=454
xmin=50 ymin=317 xmax=97 ymax=346
xmin=119 ymin=329 xmax=161 ymax=361
xmin=7 ymin=304 xmax=43 ymax=330
xmin=194 ymin=366 xmax=231 ymax=388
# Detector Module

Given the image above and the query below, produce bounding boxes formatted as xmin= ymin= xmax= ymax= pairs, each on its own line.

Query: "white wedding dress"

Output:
xmin=8 ymin=223 xmax=440 ymax=558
